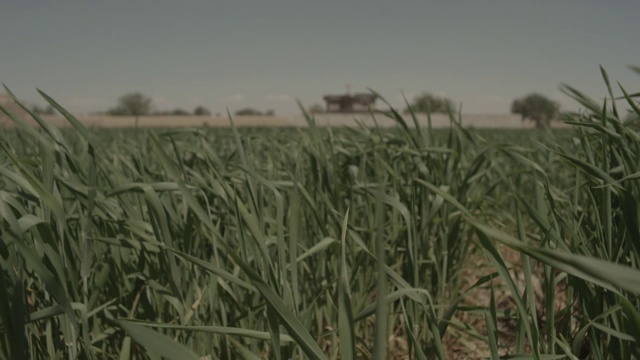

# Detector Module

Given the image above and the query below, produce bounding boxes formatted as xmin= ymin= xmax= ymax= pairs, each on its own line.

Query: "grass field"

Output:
xmin=1 ymin=73 xmax=639 ymax=359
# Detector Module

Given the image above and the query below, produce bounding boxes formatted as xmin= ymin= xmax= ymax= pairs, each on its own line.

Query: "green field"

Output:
xmin=1 ymin=81 xmax=640 ymax=359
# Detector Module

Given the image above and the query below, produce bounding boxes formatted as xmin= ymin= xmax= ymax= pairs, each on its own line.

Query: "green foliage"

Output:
xmin=404 ymin=92 xmax=455 ymax=114
xmin=151 ymin=108 xmax=194 ymax=116
xmin=193 ymin=105 xmax=211 ymax=116
xmin=511 ymin=93 xmax=560 ymax=127
xmin=234 ymin=107 xmax=274 ymax=116
xmin=0 ymin=67 xmax=639 ymax=359
xmin=170 ymin=108 xmax=190 ymax=116
xmin=108 ymin=92 xmax=152 ymax=117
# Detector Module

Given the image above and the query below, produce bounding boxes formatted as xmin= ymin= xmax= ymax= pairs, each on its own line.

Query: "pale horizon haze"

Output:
xmin=1 ymin=1 xmax=638 ymax=116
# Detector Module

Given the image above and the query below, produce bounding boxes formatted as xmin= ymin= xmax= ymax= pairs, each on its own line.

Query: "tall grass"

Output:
xmin=0 ymin=68 xmax=639 ymax=359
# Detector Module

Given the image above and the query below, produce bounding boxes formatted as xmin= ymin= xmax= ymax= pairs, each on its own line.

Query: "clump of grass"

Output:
xmin=466 ymin=67 xmax=640 ymax=358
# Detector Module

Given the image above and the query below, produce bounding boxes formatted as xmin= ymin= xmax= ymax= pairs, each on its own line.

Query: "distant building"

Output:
xmin=323 ymin=93 xmax=377 ymax=113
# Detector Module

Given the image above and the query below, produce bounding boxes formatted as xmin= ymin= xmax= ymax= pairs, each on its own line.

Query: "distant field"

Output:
xmin=2 ymin=120 xmax=638 ymax=359
xmin=0 ymin=113 xmax=570 ymax=128
xmin=0 ymin=114 xmax=293 ymax=128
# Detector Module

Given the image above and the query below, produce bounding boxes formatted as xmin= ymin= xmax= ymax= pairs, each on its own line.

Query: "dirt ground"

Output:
xmin=0 ymin=114 xmax=570 ymax=129
xmin=0 ymin=114 xmax=298 ymax=128
xmin=440 ymin=245 xmax=573 ymax=359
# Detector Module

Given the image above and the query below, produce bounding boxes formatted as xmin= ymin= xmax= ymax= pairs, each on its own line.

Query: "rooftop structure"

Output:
xmin=323 ymin=93 xmax=377 ymax=113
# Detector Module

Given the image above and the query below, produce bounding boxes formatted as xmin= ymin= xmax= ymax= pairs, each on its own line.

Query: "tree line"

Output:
xmin=105 ymin=92 xmax=275 ymax=118
xmin=106 ymin=93 xmax=213 ymax=117
xmin=306 ymin=92 xmax=566 ymax=128
xmin=402 ymin=92 xmax=561 ymax=128
xmin=91 ymin=90 xmax=613 ymax=129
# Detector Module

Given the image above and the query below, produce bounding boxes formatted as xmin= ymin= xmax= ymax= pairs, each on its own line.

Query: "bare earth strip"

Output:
xmin=0 ymin=115 xmax=295 ymax=128
xmin=1 ymin=114 xmax=569 ymax=129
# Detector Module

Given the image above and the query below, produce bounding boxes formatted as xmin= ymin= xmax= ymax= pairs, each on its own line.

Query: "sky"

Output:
xmin=1 ymin=1 xmax=639 ymax=116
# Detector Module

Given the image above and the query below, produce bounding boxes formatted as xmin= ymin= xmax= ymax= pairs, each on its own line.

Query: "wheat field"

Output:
xmin=0 ymin=72 xmax=639 ymax=359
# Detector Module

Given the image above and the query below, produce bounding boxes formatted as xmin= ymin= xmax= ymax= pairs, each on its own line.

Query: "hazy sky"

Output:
xmin=1 ymin=1 xmax=638 ymax=115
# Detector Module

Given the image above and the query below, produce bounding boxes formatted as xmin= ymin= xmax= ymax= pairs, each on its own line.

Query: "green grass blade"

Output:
xmin=486 ymin=282 xmax=499 ymax=360
xmin=37 ymin=88 xmax=92 ymax=141
xmin=470 ymin=220 xmax=640 ymax=295
xmin=338 ymin=208 xmax=356 ymax=359
xmin=115 ymin=320 xmax=199 ymax=360
xmin=373 ymin=171 xmax=388 ymax=360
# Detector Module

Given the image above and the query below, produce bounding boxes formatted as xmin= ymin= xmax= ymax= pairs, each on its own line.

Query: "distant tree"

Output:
xmin=151 ymin=109 xmax=187 ymax=116
xmin=511 ymin=93 xmax=559 ymax=128
xmin=171 ymin=108 xmax=190 ymax=116
xmin=32 ymin=105 xmax=56 ymax=115
xmin=193 ymin=106 xmax=211 ymax=116
xmin=308 ymin=104 xmax=324 ymax=114
xmin=235 ymin=107 xmax=263 ymax=116
xmin=108 ymin=92 xmax=152 ymax=128
xmin=404 ymin=92 xmax=455 ymax=114
xmin=265 ymin=109 xmax=275 ymax=116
